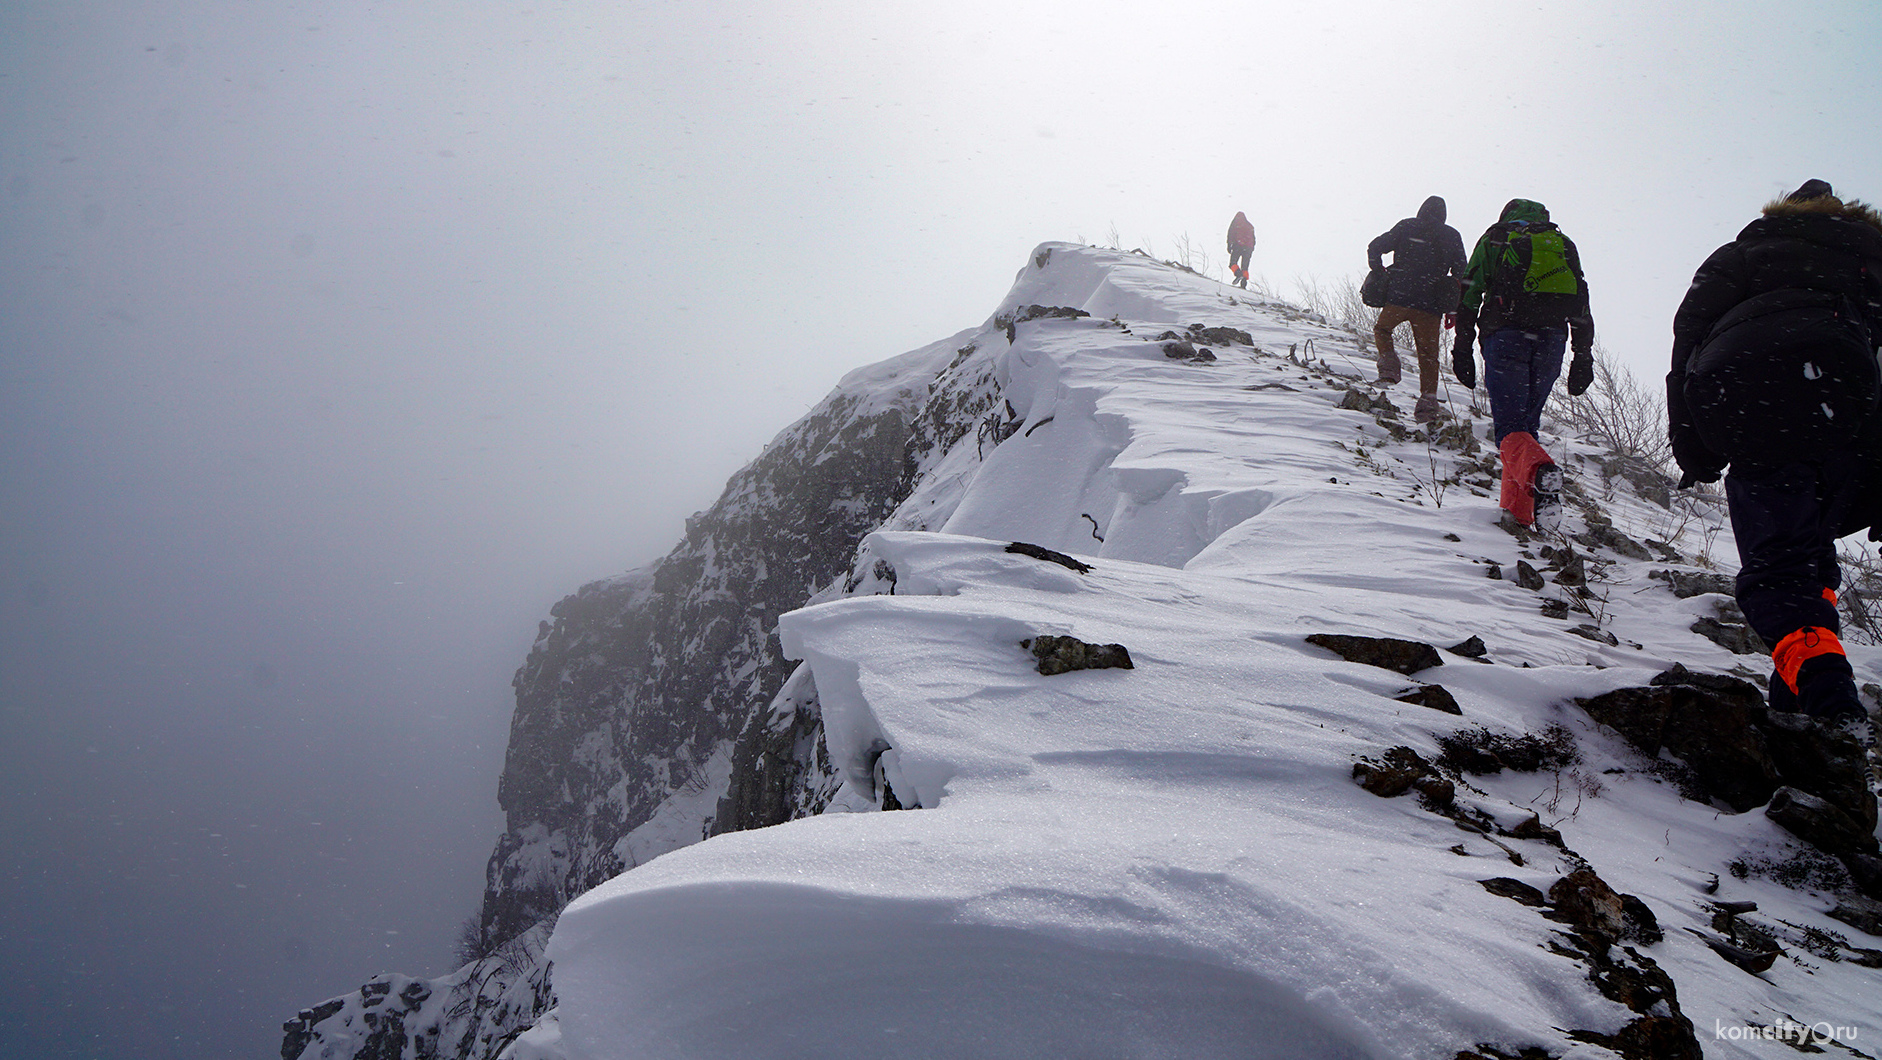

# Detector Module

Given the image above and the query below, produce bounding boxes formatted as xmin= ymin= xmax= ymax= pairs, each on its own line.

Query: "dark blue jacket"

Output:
xmin=1367 ymin=196 xmax=1468 ymax=313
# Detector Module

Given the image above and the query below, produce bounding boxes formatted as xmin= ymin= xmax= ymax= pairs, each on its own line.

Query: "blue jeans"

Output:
xmin=1483 ymin=327 xmax=1566 ymax=442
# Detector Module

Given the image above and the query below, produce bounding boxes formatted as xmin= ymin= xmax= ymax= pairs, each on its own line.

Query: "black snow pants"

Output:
xmin=1724 ymin=450 xmax=1866 ymax=718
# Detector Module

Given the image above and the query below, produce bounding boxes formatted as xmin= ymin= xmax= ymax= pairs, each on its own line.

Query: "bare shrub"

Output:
xmin=1837 ymin=539 xmax=1882 ymax=646
xmin=1171 ymin=231 xmax=1212 ymax=277
xmin=1543 ymin=349 xmax=1672 ymax=473
xmin=1292 ymin=273 xmax=1375 ymax=337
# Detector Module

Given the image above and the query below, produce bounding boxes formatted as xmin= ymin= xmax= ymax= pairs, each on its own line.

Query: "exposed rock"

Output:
xmin=717 ymin=669 xmax=843 ymax=843
xmin=1567 ymin=624 xmax=1618 ymax=646
xmin=1619 ymin=894 xmax=1664 ymax=945
xmin=1160 ymin=339 xmax=1216 ymax=362
xmin=1436 ymin=725 xmax=1577 ymax=776
xmin=1023 ymin=635 xmax=1134 ymax=676
xmin=1306 ymin=633 xmax=1442 ymax=674
xmin=1506 ymin=815 xmax=1564 ymax=848
xmin=1766 ymin=787 xmax=1878 ymax=857
xmin=1547 ymin=868 xmax=1627 ymax=943
xmin=1690 ymin=615 xmax=1763 ymax=655
xmin=1429 ymin=421 xmax=1481 ymax=454
xmin=1757 ymin=711 xmax=1877 ymax=832
xmin=1479 ymin=877 xmax=1547 ymax=907
xmin=1829 ymin=895 xmax=1882 ymax=937
xmin=1540 ymin=868 xmax=1703 ymax=1059
xmin=1649 ymin=663 xmax=1763 ymax=702
xmin=285 ymin=926 xmax=553 ymax=1060
xmin=1843 ymin=852 xmax=1882 ymax=901
xmin=1578 ymin=675 xmax=1779 ymax=813
xmin=1472 ymin=867 xmax=1700 ymax=1059
xmin=1446 ymin=635 xmax=1489 ymax=659
xmin=1577 ymin=521 xmax=1652 ymax=560
xmin=1335 ymin=387 xmax=1399 ymax=419
xmin=1352 ymin=746 xmax=1453 ymax=810
xmin=1004 ymin=541 xmax=1092 ymax=573
xmin=1186 ymin=323 xmax=1253 ymax=346
xmin=1457 ymin=1045 xmax=1558 ymax=1060
xmin=1649 ymin=568 xmax=1735 ymax=599
xmin=1000 ymin=304 xmax=1091 ymax=341
xmin=1553 ymin=553 xmax=1586 ymax=587
xmin=281 ymin=999 xmax=344 ymax=1060
xmin=1395 ymin=684 xmax=1462 ymax=715
xmin=1539 ymin=599 xmax=1570 ymax=620
xmin=1513 ymin=561 xmax=1545 ymax=591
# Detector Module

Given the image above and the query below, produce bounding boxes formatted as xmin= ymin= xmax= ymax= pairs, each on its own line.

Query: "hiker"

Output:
xmin=1667 ymin=178 xmax=1882 ymax=742
xmin=1226 ymin=212 xmax=1256 ymax=289
xmin=1452 ymin=198 xmax=1596 ymax=528
xmin=1366 ymin=195 xmax=1468 ymax=423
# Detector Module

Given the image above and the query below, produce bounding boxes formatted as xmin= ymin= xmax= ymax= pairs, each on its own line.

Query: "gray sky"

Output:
xmin=3 ymin=2 xmax=1879 ymax=1057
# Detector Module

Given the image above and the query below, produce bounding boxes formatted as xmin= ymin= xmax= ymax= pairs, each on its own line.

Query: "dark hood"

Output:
xmin=1416 ymin=196 xmax=1446 ymax=225
xmin=1500 ymin=198 xmax=1550 ymax=226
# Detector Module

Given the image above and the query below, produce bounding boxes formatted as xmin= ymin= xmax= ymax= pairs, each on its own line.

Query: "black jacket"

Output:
xmin=1367 ymin=196 xmax=1467 ymax=313
xmin=1667 ymin=197 xmax=1882 ymax=480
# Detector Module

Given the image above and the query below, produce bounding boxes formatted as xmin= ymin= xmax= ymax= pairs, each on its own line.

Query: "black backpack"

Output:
xmin=1683 ymin=287 xmax=1878 ymax=462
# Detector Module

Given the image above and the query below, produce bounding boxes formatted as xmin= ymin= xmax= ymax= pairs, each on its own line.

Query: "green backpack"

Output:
xmin=1495 ymin=225 xmax=1576 ymax=292
xmin=1486 ymin=223 xmax=1582 ymax=325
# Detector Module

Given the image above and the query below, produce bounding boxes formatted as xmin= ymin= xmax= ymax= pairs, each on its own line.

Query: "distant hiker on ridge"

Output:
xmin=1452 ymin=198 xmax=1596 ymax=530
xmin=1365 ymin=195 xmax=1468 ymax=424
xmin=1226 ymin=211 xmax=1256 ymax=289
xmin=1667 ymin=178 xmax=1882 ymax=748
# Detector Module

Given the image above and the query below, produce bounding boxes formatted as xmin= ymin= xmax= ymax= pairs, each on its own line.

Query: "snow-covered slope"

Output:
xmin=522 ymin=245 xmax=1882 ymax=1059
xmin=287 ymin=244 xmax=1880 ymax=1060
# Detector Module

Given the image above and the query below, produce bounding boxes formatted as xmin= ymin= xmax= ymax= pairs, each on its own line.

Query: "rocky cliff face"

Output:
xmin=284 ymin=319 xmax=1012 ymax=1059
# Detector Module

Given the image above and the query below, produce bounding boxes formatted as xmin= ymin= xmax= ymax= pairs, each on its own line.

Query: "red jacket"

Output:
xmin=1227 ymin=212 xmax=1256 ymax=251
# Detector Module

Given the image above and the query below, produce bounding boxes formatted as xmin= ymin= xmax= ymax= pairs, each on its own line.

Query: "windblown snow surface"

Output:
xmin=514 ymin=245 xmax=1881 ymax=1059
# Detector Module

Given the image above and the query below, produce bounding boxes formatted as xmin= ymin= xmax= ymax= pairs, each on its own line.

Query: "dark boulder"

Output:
xmin=1766 ymin=787 xmax=1878 ymax=857
xmin=1023 ymin=635 xmax=1133 ymax=676
xmin=1514 ymin=561 xmax=1545 ymax=591
xmin=1395 ymin=684 xmax=1463 ymax=715
xmin=1307 ymin=633 xmax=1442 ymax=675
xmin=1757 ymin=711 xmax=1877 ymax=832
xmin=1579 ymin=674 xmax=1779 ymax=813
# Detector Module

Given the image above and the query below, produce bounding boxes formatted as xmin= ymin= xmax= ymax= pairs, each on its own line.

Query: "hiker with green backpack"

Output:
xmin=1452 ymin=198 xmax=1597 ymax=529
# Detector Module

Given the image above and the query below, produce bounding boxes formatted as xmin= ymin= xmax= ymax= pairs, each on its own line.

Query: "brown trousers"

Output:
xmin=1373 ymin=305 xmax=1443 ymax=394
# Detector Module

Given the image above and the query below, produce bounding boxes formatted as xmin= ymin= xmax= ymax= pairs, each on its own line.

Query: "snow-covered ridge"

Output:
xmin=291 ymin=244 xmax=1882 ymax=1060
xmin=537 ymin=245 xmax=1882 ymax=1060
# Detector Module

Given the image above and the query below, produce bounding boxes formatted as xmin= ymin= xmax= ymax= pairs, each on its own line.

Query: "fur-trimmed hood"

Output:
xmin=1762 ymin=192 xmax=1882 ymax=234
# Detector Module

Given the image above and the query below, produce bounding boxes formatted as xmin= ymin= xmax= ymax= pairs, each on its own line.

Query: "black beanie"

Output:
xmin=1786 ymin=179 xmax=1834 ymax=202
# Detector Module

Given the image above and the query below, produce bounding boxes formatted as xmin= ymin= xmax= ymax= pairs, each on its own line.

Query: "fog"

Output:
xmin=2 ymin=2 xmax=1878 ymax=1057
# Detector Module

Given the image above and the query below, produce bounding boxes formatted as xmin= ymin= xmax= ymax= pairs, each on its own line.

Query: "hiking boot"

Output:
xmin=1376 ymin=356 xmax=1402 ymax=387
xmin=1793 ymin=651 xmax=1864 ymax=723
xmin=1413 ymin=394 xmax=1444 ymax=424
xmin=1531 ymin=462 xmax=1563 ymax=532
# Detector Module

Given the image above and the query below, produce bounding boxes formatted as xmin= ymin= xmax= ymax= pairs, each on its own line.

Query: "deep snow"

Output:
xmin=516 ymin=245 xmax=1880 ymax=1059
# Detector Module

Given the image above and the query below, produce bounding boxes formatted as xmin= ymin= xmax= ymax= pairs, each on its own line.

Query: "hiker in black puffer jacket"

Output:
xmin=1367 ymin=196 xmax=1468 ymax=424
xmin=1669 ymin=179 xmax=1882 ymax=744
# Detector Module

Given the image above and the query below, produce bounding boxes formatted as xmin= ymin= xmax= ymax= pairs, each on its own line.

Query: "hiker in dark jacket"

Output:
xmin=1367 ymin=195 xmax=1467 ymax=423
xmin=1226 ymin=212 xmax=1256 ymax=289
xmin=1668 ymin=179 xmax=1882 ymax=740
xmin=1453 ymin=198 xmax=1596 ymax=528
